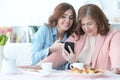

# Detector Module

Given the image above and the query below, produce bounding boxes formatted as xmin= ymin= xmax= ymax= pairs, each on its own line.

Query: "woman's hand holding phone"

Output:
xmin=64 ymin=42 xmax=74 ymax=53
xmin=62 ymin=42 xmax=76 ymax=63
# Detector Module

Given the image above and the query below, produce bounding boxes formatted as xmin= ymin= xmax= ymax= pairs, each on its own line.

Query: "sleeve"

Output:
xmin=37 ymin=48 xmax=67 ymax=69
xmin=109 ymin=31 xmax=120 ymax=68
xmin=31 ymin=26 xmax=50 ymax=65
xmin=36 ymin=34 xmax=77 ymax=69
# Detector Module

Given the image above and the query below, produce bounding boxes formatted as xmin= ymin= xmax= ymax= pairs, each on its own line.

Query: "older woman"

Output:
xmin=62 ymin=4 xmax=120 ymax=74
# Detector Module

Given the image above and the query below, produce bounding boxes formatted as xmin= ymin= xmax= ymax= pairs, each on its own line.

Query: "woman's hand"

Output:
xmin=17 ymin=65 xmax=41 ymax=70
xmin=62 ymin=45 xmax=76 ymax=63
xmin=112 ymin=66 xmax=120 ymax=74
xmin=49 ymin=39 xmax=63 ymax=53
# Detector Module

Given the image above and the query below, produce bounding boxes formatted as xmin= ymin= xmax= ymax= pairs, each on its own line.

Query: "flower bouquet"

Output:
xmin=0 ymin=27 xmax=12 ymax=46
xmin=0 ymin=27 xmax=12 ymax=71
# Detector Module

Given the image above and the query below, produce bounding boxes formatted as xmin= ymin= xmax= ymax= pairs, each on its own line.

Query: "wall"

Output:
xmin=0 ymin=0 xmax=85 ymax=26
xmin=0 ymin=0 xmax=119 ymax=26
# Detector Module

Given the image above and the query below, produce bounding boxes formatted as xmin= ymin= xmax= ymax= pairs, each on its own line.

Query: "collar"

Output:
xmin=52 ymin=27 xmax=67 ymax=42
xmin=52 ymin=27 xmax=57 ymax=36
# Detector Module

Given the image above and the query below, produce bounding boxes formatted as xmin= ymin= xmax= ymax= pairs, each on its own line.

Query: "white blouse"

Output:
xmin=78 ymin=36 xmax=97 ymax=65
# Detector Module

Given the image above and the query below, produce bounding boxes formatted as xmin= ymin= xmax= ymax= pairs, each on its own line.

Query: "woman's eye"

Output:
xmin=69 ymin=16 xmax=73 ymax=19
xmin=61 ymin=16 xmax=66 ymax=18
xmin=87 ymin=23 xmax=93 ymax=26
xmin=81 ymin=24 xmax=85 ymax=26
xmin=61 ymin=15 xmax=73 ymax=20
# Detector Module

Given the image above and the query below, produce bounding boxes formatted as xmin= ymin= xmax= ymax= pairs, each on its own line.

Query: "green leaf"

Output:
xmin=0 ymin=34 xmax=8 ymax=46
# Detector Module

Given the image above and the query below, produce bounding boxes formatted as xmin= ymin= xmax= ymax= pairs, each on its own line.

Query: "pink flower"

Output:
xmin=0 ymin=27 xmax=13 ymax=46
xmin=0 ymin=27 xmax=12 ymax=34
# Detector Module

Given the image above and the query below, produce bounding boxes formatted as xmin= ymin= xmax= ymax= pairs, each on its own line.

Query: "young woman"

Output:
xmin=31 ymin=2 xmax=76 ymax=69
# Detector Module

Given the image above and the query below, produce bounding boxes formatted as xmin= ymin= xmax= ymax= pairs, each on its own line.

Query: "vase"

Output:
xmin=0 ymin=46 xmax=4 ymax=71
xmin=1 ymin=59 xmax=18 ymax=74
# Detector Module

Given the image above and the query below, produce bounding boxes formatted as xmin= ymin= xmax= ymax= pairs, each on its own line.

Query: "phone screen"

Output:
xmin=64 ymin=42 xmax=74 ymax=53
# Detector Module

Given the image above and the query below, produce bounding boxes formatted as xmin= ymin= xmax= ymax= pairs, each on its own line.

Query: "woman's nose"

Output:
xmin=84 ymin=26 xmax=88 ymax=31
xmin=66 ymin=18 xmax=70 ymax=22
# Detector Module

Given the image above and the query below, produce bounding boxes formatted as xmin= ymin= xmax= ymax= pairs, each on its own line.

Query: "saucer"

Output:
xmin=19 ymin=68 xmax=55 ymax=76
xmin=39 ymin=69 xmax=56 ymax=72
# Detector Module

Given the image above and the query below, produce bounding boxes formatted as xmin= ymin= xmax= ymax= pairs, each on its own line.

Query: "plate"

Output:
xmin=19 ymin=68 xmax=56 ymax=76
xmin=66 ymin=70 xmax=107 ymax=78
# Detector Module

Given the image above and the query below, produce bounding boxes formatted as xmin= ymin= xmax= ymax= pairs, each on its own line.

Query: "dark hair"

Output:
xmin=75 ymin=4 xmax=110 ymax=36
xmin=46 ymin=2 xmax=76 ymax=37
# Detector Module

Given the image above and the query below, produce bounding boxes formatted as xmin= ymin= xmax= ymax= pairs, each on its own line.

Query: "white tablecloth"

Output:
xmin=0 ymin=70 xmax=120 ymax=80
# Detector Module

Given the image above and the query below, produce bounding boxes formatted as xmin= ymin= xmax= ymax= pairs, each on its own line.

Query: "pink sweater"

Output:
xmin=41 ymin=27 xmax=120 ymax=70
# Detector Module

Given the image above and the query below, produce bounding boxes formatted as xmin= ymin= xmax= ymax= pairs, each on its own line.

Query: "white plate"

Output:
xmin=19 ymin=69 xmax=56 ymax=76
xmin=65 ymin=70 xmax=108 ymax=78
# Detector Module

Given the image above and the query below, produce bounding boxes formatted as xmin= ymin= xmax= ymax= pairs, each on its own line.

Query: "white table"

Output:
xmin=0 ymin=70 xmax=120 ymax=80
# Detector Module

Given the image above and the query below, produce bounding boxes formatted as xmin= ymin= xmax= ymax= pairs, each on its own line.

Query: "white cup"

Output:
xmin=40 ymin=62 xmax=52 ymax=72
xmin=70 ymin=63 xmax=84 ymax=70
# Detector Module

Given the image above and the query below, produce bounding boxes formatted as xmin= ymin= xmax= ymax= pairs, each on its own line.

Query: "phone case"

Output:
xmin=64 ymin=42 xmax=74 ymax=53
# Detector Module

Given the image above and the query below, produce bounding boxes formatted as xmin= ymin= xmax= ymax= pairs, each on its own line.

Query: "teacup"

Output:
xmin=70 ymin=63 xmax=84 ymax=70
xmin=40 ymin=62 xmax=52 ymax=72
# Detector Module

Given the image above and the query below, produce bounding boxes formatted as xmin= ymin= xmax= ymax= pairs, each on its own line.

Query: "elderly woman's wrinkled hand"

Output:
xmin=62 ymin=45 xmax=76 ymax=63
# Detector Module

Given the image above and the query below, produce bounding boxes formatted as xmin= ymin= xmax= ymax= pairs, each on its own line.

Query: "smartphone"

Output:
xmin=64 ymin=42 xmax=74 ymax=53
